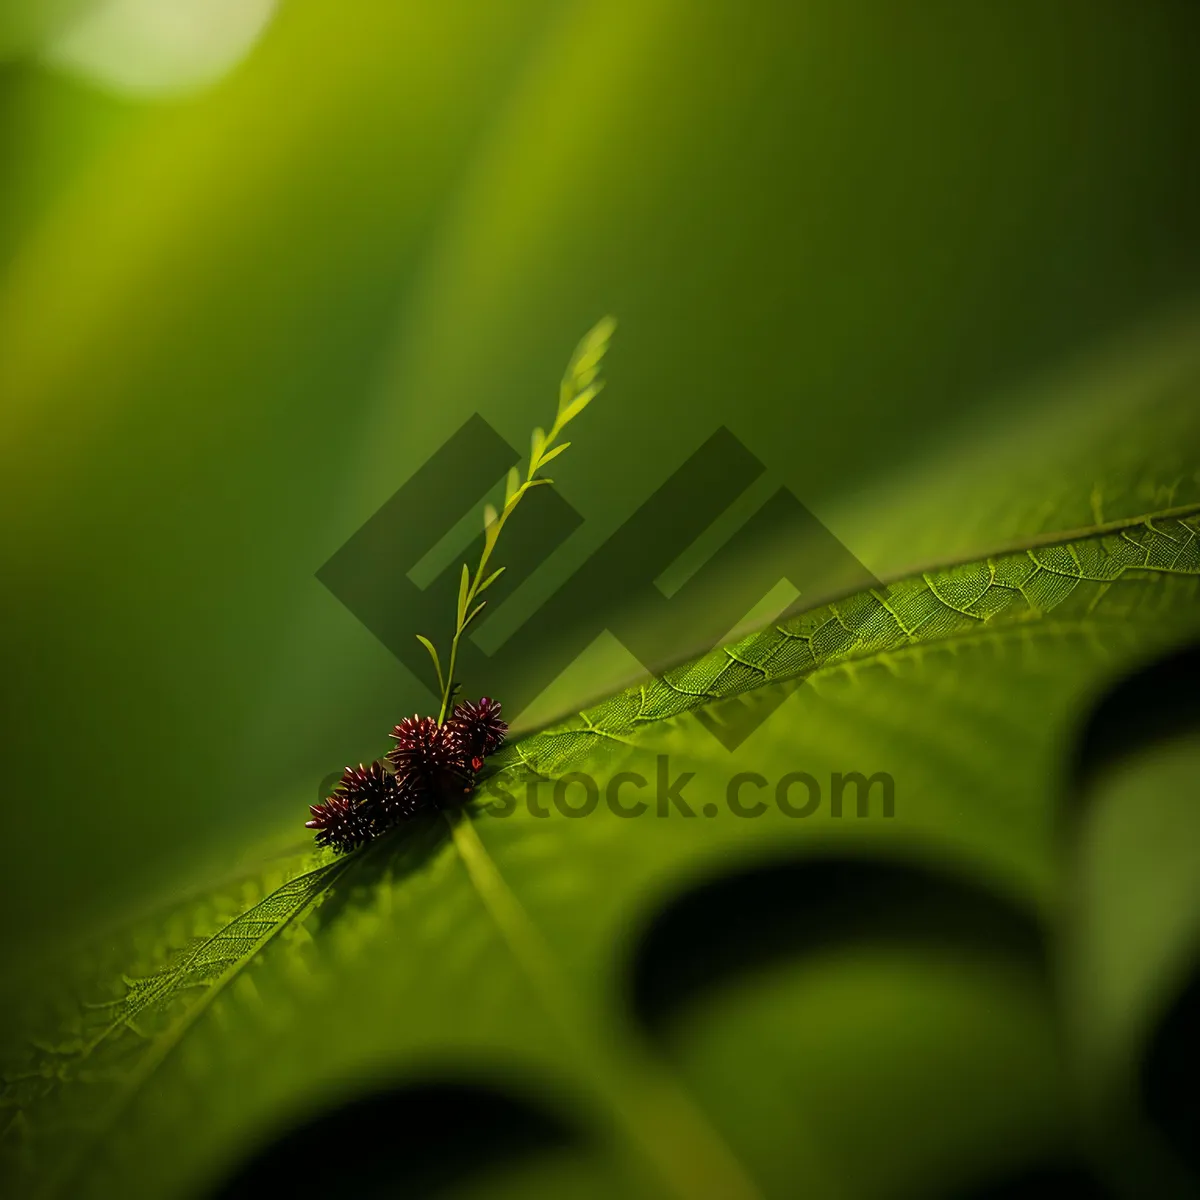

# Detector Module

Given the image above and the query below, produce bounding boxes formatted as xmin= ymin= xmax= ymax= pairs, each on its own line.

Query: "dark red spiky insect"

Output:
xmin=376 ymin=767 xmax=431 ymax=826
xmin=336 ymin=761 xmax=425 ymax=828
xmin=305 ymin=792 xmax=374 ymax=853
xmin=448 ymin=697 xmax=507 ymax=771
xmin=386 ymin=714 xmax=474 ymax=801
xmin=307 ymin=700 xmax=510 ymax=853
xmin=306 ymin=760 xmax=416 ymax=850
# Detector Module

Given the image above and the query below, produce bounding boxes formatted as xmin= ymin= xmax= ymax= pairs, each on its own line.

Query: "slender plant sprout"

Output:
xmin=418 ymin=316 xmax=617 ymax=726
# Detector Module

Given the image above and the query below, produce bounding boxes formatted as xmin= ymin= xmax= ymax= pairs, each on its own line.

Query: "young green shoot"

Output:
xmin=416 ymin=316 xmax=617 ymax=726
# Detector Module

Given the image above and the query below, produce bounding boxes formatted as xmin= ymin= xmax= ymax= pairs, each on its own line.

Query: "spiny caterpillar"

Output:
xmin=306 ymin=701 xmax=506 ymax=851
xmin=306 ymin=317 xmax=617 ymax=851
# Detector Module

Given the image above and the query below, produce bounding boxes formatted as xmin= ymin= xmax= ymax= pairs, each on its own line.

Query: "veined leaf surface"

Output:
xmin=3 ymin=510 xmax=1198 ymax=1200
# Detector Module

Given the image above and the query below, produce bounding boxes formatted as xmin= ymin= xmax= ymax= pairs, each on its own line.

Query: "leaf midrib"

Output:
xmin=504 ymin=501 xmax=1200 ymax=740
xmin=445 ymin=809 xmax=784 ymax=1200
xmin=33 ymin=858 xmax=351 ymax=1200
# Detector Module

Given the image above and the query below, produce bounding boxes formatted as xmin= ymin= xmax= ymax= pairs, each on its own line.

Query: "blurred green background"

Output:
xmin=2 ymin=0 xmax=1199 ymax=973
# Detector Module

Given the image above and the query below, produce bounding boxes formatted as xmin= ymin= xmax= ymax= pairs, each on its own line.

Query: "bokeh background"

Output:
xmin=2 ymin=0 xmax=1199 ymax=1000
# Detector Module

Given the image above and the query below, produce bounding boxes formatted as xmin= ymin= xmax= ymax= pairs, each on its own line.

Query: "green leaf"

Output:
xmin=504 ymin=465 xmax=521 ymax=507
xmin=456 ymin=561 xmax=470 ymax=628
xmin=495 ymin=513 xmax=1200 ymax=778
xmin=530 ymin=425 xmax=547 ymax=470
xmin=558 ymin=381 xmax=602 ymax=427
xmin=414 ymin=633 xmax=446 ymax=694
xmin=476 ymin=566 xmax=507 ymax=595
xmin=4 ymin=510 xmax=1198 ymax=1200
xmin=475 ymin=566 xmax=508 ymax=595
xmin=462 ymin=600 xmax=487 ymax=631
xmin=0 ymin=854 xmax=351 ymax=1199
xmin=482 ymin=502 xmax=500 ymax=554
xmin=536 ymin=440 xmax=571 ymax=468
xmin=569 ymin=314 xmax=618 ymax=380
xmin=559 ymin=316 xmax=616 ymax=417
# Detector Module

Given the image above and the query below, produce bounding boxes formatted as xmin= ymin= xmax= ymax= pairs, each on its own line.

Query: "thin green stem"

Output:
xmin=437 ymin=495 xmax=513 ymax=723
xmin=435 ymin=440 xmax=555 ymax=724
xmin=430 ymin=316 xmax=615 ymax=725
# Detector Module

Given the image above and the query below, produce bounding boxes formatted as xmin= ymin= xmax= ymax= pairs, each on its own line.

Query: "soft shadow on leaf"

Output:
xmin=627 ymin=854 xmax=1047 ymax=1036
xmin=623 ymin=855 xmax=1064 ymax=1200
xmin=1067 ymin=642 xmax=1200 ymax=805
xmin=304 ymin=813 xmax=450 ymax=935
xmin=945 ymin=1161 xmax=1116 ymax=1200
xmin=1141 ymin=967 xmax=1200 ymax=1182
xmin=1061 ymin=641 xmax=1200 ymax=1198
xmin=213 ymin=1077 xmax=596 ymax=1200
